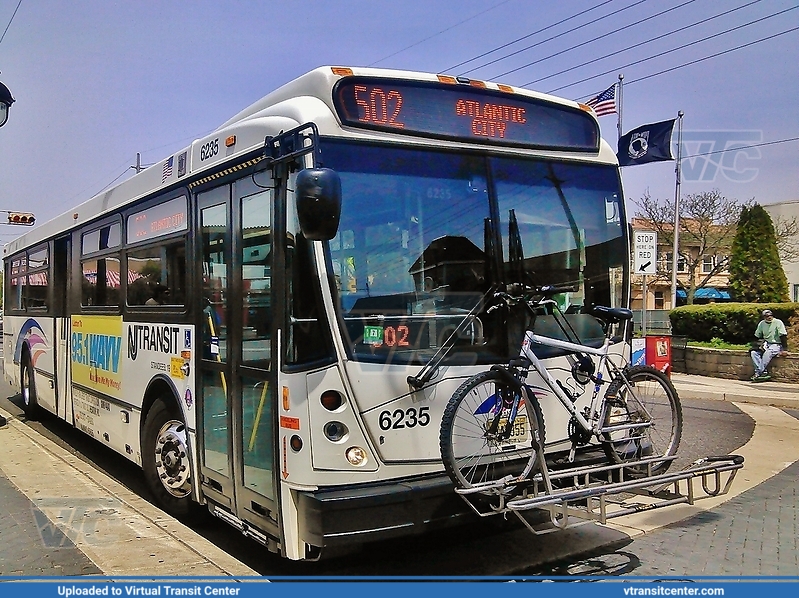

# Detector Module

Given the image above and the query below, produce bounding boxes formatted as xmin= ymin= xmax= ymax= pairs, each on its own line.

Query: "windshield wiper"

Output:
xmin=406 ymin=284 xmax=496 ymax=390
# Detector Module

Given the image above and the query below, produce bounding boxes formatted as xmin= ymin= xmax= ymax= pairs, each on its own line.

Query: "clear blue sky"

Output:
xmin=1 ymin=0 xmax=797 ymax=243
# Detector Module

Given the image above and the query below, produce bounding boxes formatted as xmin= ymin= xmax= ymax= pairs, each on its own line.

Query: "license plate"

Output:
xmin=500 ymin=415 xmax=528 ymax=447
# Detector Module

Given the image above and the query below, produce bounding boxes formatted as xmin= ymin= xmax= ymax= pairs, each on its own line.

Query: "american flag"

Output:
xmin=585 ymin=84 xmax=617 ymax=117
xmin=162 ymin=156 xmax=174 ymax=183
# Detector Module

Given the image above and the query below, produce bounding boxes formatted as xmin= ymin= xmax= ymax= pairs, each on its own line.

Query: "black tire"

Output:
xmin=440 ymin=370 xmax=545 ymax=491
xmin=602 ymin=365 xmax=682 ymax=477
xmin=142 ymin=399 xmax=195 ymax=518
xmin=20 ymin=350 xmax=40 ymax=420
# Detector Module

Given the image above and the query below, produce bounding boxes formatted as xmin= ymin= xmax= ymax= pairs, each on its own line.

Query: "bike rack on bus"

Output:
xmin=264 ymin=122 xmax=322 ymax=167
xmin=453 ymin=452 xmax=744 ymax=535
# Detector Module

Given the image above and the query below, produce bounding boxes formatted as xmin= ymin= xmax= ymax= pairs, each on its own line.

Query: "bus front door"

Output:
xmin=197 ymin=177 xmax=279 ymax=544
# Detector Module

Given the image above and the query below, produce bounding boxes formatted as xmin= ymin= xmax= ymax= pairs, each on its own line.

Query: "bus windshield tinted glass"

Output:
xmin=320 ymin=140 xmax=626 ymax=365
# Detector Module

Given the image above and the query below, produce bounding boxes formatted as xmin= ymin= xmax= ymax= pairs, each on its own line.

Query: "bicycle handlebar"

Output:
xmin=491 ymin=283 xmax=576 ymax=309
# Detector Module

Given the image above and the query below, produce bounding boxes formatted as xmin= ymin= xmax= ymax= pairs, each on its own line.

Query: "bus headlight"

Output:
xmin=345 ymin=446 xmax=368 ymax=466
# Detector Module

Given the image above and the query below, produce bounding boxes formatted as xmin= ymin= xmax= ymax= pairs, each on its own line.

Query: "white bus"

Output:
xmin=3 ymin=66 xmax=628 ymax=560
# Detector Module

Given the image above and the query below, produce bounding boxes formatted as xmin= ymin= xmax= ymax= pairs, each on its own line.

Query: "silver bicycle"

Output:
xmin=439 ymin=284 xmax=683 ymax=494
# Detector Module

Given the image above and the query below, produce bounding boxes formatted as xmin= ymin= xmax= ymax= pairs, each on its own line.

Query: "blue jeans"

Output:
xmin=751 ymin=342 xmax=782 ymax=376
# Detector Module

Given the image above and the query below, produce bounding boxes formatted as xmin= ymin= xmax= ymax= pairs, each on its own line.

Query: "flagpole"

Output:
xmin=670 ymin=111 xmax=684 ymax=309
xmin=617 ymin=73 xmax=624 ymax=141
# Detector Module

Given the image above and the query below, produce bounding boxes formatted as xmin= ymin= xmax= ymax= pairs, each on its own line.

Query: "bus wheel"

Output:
xmin=20 ymin=351 xmax=40 ymax=420
xmin=142 ymin=400 xmax=194 ymax=518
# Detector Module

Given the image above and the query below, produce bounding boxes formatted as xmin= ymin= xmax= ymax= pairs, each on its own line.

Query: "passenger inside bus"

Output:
xmin=145 ymin=284 xmax=169 ymax=306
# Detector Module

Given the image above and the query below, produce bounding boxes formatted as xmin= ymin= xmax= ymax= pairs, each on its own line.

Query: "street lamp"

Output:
xmin=0 ymin=80 xmax=15 ymax=128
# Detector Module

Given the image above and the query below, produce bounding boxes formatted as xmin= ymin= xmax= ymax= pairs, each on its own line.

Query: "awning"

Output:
xmin=677 ymin=287 xmax=730 ymax=300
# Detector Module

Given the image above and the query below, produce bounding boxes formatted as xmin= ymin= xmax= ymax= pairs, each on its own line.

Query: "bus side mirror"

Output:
xmin=295 ymin=168 xmax=341 ymax=240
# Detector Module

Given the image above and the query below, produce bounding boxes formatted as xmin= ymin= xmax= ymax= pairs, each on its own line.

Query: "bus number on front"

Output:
xmin=379 ymin=406 xmax=431 ymax=430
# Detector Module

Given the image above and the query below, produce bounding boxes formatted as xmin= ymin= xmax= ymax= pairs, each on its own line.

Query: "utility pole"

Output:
xmin=130 ymin=153 xmax=154 ymax=174
xmin=131 ymin=153 xmax=144 ymax=173
xmin=670 ymin=111 xmax=685 ymax=309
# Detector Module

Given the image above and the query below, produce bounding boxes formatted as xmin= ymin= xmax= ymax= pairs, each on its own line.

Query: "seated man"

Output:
xmin=750 ymin=309 xmax=788 ymax=382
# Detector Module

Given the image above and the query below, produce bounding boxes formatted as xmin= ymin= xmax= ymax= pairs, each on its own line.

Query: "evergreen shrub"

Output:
xmin=669 ymin=302 xmax=799 ymax=344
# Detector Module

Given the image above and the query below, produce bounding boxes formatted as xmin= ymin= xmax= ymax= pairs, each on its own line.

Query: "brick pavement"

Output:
xmin=530 ymin=411 xmax=799 ymax=578
xmin=620 ymin=460 xmax=799 ymax=576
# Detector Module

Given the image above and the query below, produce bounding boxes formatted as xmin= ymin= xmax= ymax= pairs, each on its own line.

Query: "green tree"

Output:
xmin=728 ymin=204 xmax=788 ymax=302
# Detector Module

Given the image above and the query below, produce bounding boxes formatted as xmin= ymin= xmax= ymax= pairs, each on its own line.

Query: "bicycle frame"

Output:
xmin=521 ymin=332 xmax=612 ymax=431
xmin=519 ymin=329 xmax=653 ymax=442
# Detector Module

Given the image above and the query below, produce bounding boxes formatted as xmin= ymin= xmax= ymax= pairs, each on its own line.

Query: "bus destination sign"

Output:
xmin=333 ymin=77 xmax=599 ymax=152
xmin=127 ymin=196 xmax=188 ymax=243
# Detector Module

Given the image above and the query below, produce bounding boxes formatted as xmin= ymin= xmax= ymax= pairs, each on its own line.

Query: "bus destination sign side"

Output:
xmin=634 ymin=231 xmax=657 ymax=275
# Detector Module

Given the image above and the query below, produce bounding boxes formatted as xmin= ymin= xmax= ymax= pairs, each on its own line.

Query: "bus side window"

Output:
xmin=81 ymin=257 xmax=121 ymax=307
xmin=126 ymin=241 xmax=186 ymax=307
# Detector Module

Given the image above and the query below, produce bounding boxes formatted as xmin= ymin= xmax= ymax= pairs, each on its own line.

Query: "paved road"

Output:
xmin=1 ymin=371 xmax=798 ymax=577
xmin=529 ymin=409 xmax=799 ymax=578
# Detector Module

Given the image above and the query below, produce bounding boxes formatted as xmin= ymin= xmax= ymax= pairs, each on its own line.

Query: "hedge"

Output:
xmin=669 ymin=302 xmax=799 ymax=344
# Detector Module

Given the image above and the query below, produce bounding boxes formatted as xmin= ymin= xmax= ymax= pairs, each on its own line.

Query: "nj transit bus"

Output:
xmin=2 ymin=66 xmax=628 ymax=561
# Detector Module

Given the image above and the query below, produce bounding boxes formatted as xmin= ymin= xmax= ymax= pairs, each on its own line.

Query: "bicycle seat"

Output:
xmin=587 ymin=305 xmax=633 ymax=324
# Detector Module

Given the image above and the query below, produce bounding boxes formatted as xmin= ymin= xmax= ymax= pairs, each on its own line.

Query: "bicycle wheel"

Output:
xmin=440 ymin=370 xmax=545 ymax=491
xmin=602 ymin=365 xmax=682 ymax=477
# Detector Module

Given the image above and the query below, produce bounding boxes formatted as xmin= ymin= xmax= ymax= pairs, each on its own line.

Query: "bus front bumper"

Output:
xmin=295 ymin=473 xmax=472 ymax=548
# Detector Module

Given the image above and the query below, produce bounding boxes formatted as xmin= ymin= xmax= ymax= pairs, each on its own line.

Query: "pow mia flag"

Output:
xmin=617 ymin=119 xmax=676 ymax=166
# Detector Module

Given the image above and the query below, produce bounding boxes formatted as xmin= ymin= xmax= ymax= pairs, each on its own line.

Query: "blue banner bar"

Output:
xmin=1 ymin=579 xmax=799 ymax=598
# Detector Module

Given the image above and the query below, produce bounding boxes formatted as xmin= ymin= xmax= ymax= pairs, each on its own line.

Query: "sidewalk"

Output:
xmin=671 ymin=372 xmax=799 ymax=410
xmin=0 ymin=404 xmax=257 ymax=578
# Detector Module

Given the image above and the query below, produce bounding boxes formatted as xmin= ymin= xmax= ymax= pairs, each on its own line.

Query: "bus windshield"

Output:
xmin=321 ymin=139 xmax=627 ymax=365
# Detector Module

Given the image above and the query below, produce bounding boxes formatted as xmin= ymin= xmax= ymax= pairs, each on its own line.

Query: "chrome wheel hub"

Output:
xmin=154 ymin=420 xmax=191 ymax=498
xmin=21 ymin=366 xmax=30 ymax=407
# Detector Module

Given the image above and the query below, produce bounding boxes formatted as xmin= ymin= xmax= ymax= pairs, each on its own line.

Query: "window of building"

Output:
xmin=654 ymin=291 xmax=665 ymax=309
xmin=702 ymin=255 xmax=714 ymax=274
xmin=662 ymin=252 xmax=687 ymax=273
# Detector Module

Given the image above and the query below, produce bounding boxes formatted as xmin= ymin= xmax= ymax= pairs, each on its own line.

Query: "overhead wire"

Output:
xmin=682 ymin=137 xmax=799 ymax=161
xmin=620 ymin=25 xmax=799 ymax=90
xmin=493 ymin=0 xmax=714 ymax=81
xmin=543 ymin=6 xmax=799 ymax=95
xmin=457 ymin=0 xmax=654 ymax=76
xmin=444 ymin=0 xmax=617 ymax=72
xmin=523 ymin=0 xmax=764 ymax=87
xmin=0 ymin=0 xmax=22 ymax=47
xmin=367 ymin=0 xmax=515 ymax=67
